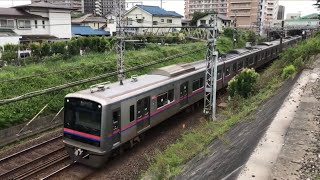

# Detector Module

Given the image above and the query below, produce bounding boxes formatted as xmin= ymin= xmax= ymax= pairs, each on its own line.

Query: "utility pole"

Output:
xmin=203 ymin=13 xmax=218 ymax=120
xmin=160 ymin=0 xmax=163 ymax=8
xmin=280 ymin=20 xmax=284 ymax=51
xmin=116 ymin=0 xmax=125 ymax=85
xmin=233 ymin=11 xmax=237 ymax=49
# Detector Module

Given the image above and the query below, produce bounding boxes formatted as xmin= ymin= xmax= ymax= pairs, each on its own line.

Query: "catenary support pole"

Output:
xmin=203 ymin=13 xmax=218 ymax=120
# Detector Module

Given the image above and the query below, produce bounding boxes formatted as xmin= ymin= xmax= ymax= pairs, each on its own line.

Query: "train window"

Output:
xmin=157 ymin=89 xmax=174 ymax=108
xmin=245 ymin=58 xmax=249 ymax=67
xmin=225 ymin=66 xmax=230 ymax=76
xmin=137 ymin=97 xmax=149 ymax=117
xmin=217 ymin=70 xmax=222 ymax=80
xmin=238 ymin=61 xmax=243 ymax=70
xmin=180 ymin=81 xmax=188 ymax=97
xmin=255 ymin=55 xmax=258 ymax=62
xmin=249 ymin=57 xmax=254 ymax=65
xmin=264 ymin=52 xmax=267 ymax=58
xmin=233 ymin=63 xmax=237 ymax=72
xmin=192 ymin=78 xmax=204 ymax=91
xmin=130 ymin=105 xmax=134 ymax=122
xmin=112 ymin=110 xmax=120 ymax=131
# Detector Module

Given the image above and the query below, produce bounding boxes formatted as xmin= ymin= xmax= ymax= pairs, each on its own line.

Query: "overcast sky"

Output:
xmin=0 ymin=0 xmax=319 ymax=17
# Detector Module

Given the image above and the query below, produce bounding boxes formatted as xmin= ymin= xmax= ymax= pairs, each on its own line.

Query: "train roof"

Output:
xmin=66 ymin=61 xmax=206 ymax=104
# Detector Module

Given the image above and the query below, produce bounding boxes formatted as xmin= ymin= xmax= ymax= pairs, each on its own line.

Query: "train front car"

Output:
xmin=63 ymin=96 xmax=109 ymax=167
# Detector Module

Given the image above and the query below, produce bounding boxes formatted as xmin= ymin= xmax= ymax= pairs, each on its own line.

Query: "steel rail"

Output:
xmin=0 ymin=135 xmax=63 ymax=162
xmin=0 ymin=147 xmax=65 ymax=178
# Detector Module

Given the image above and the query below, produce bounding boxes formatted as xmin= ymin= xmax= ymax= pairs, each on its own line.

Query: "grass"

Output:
xmin=0 ymin=43 xmax=206 ymax=129
xmin=141 ymin=34 xmax=320 ymax=179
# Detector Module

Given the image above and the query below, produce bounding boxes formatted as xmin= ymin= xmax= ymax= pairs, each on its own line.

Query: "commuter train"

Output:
xmin=63 ymin=36 xmax=302 ymax=167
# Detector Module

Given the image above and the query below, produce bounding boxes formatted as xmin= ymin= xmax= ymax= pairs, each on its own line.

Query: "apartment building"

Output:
xmin=264 ymin=0 xmax=279 ymax=27
xmin=32 ymin=0 xmax=83 ymax=12
xmin=228 ymin=0 xmax=267 ymax=35
xmin=184 ymin=0 xmax=228 ymax=19
xmin=84 ymin=0 xmax=125 ymax=16
xmin=277 ymin=5 xmax=285 ymax=20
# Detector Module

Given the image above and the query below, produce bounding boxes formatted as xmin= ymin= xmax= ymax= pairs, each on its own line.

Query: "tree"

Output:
xmin=314 ymin=0 xmax=320 ymax=8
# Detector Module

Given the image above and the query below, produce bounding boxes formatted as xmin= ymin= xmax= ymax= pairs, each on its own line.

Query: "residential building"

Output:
xmin=71 ymin=13 xmax=109 ymax=36
xmin=72 ymin=14 xmax=107 ymax=29
xmin=277 ymin=5 xmax=285 ymax=20
xmin=184 ymin=0 xmax=228 ymax=19
xmin=32 ymin=0 xmax=84 ymax=12
xmin=264 ymin=0 xmax=279 ymax=28
xmin=228 ymin=0 xmax=265 ymax=34
xmin=0 ymin=1 xmax=75 ymax=41
xmin=105 ymin=15 xmax=116 ymax=36
xmin=197 ymin=14 xmax=232 ymax=32
xmin=123 ymin=5 xmax=183 ymax=34
xmin=286 ymin=13 xmax=301 ymax=20
xmin=84 ymin=0 xmax=125 ymax=16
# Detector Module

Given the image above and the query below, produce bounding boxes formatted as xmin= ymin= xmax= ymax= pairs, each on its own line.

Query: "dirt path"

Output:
xmin=175 ymin=68 xmax=301 ymax=180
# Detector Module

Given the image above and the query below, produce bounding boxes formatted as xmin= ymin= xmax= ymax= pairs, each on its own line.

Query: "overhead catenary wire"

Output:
xmin=0 ymin=47 xmax=206 ymax=106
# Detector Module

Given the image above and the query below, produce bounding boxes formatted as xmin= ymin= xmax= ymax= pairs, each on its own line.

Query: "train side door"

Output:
xmin=112 ymin=108 xmax=121 ymax=146
xmin=137 ymin=97 xmax=150 ymax=132
xmin=180 ymin=81 xmax=188 ymax=107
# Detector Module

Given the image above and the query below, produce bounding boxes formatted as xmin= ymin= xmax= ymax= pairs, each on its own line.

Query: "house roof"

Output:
xmin=135 ymin=5 xmax=183 ymax=18
xmin=72 ymin=25 xmax=110 ymax=36
xmin=72 ymin=14 xmax=106 ymax=24
xmin=0 ymin=7 xmax=46 ymax=19
xmin=14 ymin=1 xmax=77 ymax=10
xmin=0 ymin=29 xmax=20 ymax=37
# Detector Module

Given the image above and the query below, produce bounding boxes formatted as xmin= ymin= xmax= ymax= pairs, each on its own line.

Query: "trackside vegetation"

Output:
xmin=141 ymin=33 xmax=320 ymax=179
xmin=227 ymin=68 xmax=259 ymax=98
xmin=0 ymin=43 xmax=206 ymax=129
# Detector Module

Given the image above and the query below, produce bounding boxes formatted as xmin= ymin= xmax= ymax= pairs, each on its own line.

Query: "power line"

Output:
xmin=0 ymin=47 xmax=205 ymax=106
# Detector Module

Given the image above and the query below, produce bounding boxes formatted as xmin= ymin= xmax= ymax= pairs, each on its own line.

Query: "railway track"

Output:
xmin=0 ymin=135 xmax=69 ymax=179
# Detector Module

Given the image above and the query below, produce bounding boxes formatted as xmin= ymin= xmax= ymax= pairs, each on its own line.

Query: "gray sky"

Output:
xmin=0 ymin=0 xmax=319 ymax=17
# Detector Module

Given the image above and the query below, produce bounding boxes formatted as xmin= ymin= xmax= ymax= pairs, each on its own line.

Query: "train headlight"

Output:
xmin=74 ymin=148 xmax=83 ymax=156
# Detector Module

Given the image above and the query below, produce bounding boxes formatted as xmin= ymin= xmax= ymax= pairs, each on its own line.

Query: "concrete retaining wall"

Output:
xmin=0 ymin=114 xmax=63 ymax=147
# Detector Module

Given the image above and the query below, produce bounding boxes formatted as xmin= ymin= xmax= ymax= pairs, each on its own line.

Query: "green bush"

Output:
xmin=216 ymin=36 xmax=233 ymax=54
xmin=29 ymin=42 xmax=41 ymax=58
xmin=67 ymin=40 xmax=79 ymax=56
xmin=1 ymin=44 xmax=18 ymax=62
xmin=41 ymin=42 xmax=51 ymax=57
xmin=282 ymin=65 xmax=296 ymax=79
xmin=228 ymin=68 xmax=259 ymax=98
xmin=51 ymin=41 xmax=66 ymax=55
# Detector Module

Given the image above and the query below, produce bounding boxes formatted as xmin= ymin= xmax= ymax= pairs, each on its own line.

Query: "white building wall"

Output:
xmin=197 ymin=15 xmax=231 ymax=32
xmin=13 ymin=19 xmax=50 ymax=36
xmin=48 ymin=9 xmax=72 ymax=39
xmin=0 ymin=36 xmax=21 ymax=47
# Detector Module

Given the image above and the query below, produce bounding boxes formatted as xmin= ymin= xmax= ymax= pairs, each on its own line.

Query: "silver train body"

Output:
xmin=63 ymin=36 xmax=302 ymax=167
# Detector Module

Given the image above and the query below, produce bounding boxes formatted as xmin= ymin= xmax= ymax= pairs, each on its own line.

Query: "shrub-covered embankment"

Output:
xmin=142 ymin=33 xmax=320 ymax=179
xmin=0 ymin=43 xmax=205 ymax=129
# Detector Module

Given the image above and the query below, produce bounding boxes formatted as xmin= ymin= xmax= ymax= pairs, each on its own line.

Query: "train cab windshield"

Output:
xmin=64 ymin=98 xmax=102 ymax=144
